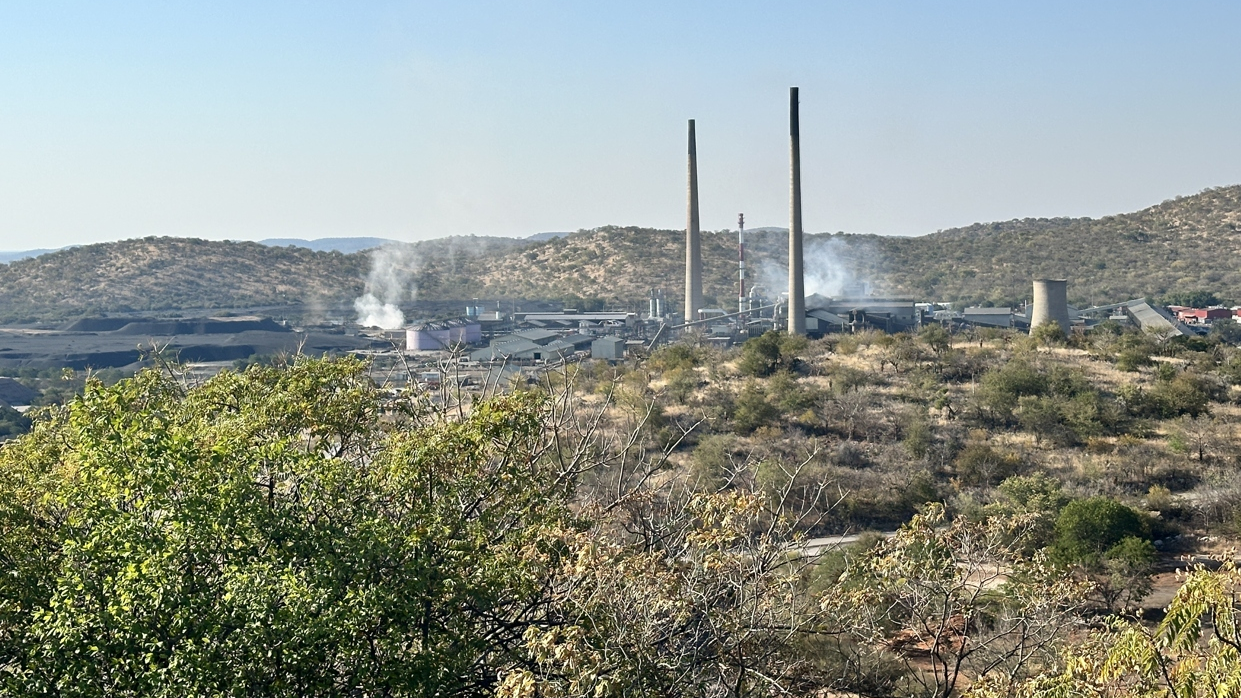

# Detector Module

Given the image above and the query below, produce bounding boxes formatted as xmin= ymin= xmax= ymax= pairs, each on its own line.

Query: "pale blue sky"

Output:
xmin=2 ymin=1 xmax=1240 ymax=247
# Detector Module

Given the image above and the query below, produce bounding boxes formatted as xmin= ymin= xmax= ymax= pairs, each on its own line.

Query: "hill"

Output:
xmin=873 ymin=185 xmax=1241 ymax=307
xmin=0 ymin=235 xmax=536 ymax=322
xmin=1 ymin=186 xmax=1239 ymax=321
xmin=454 ymin=185 xmax=1241 ymax=309
xmin=0 ymin=237 xmax=369 ymax=322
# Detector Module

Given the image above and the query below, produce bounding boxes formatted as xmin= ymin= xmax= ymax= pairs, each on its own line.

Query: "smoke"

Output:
xmin=354 ymin=243 xmax=420 ymax=329
xmin=804 ymin=237 xmax=863 ymax=297
xmin=756 ymin=235 xmax=876 ymax=299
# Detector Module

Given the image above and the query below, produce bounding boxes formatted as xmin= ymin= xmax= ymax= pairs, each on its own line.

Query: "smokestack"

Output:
xmin=738 ymin=213 xmax=746 ymax=316
xmin=685 ymin=119 xmax=703 ymax=322
xmin=788 ymin=87 xmax=806 ymax=335
xmin=1031 ymin=279 xmax=1070 ymax=334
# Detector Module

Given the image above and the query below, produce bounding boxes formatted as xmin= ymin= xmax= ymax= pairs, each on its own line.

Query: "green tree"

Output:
xmin=983 ymin=474 xmax=1070 ymax=550
xmin=737 ymin=331 xmax=806 ymax=378
xmin=1030 ymin=321 xmax=1066 ymax=348
xmin=732 ymin=381 xmax=781 ymax=434
xmin=1053 ymin=497 xmax=1150 ymax=565
xmin=738 ymin=332 xmax=782 ymax=377
xmin=1162 ymin=289 xmax=1220 ymax=308
xmin=824 ymin=505 xmax=1088 ymax=698
xmin=977 ymin=360 xmax=1049 ymax=422
xmin=954 ymin=442 xmax=1023 ymax=487
xmin=1052 ymin=497 xmax=1155 ymax=611
xmin=967 ymin=561 xmax=1241 ymax=697
xmin=918 ymin=324 xmax=952 ymax=353
xmin=0 ymin=358 xmax=577 ymax=696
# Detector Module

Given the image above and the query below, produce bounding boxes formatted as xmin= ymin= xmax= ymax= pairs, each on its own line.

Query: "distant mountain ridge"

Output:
xmin=0 ymin=186 xmax=1237 ymax=321
xmin=0 ymin=248 xmax=72 ymax=264
xmin=258 ymin=237 xmax=396 ymax=253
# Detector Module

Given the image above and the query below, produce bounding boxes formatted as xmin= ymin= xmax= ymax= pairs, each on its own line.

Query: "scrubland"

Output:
xmin=6 ymin=323 xmax=1241 ymax=696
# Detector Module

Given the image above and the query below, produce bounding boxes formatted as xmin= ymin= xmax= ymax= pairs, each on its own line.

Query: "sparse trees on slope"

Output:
xmin=821 ymin=505 xmax=1088 ymax=698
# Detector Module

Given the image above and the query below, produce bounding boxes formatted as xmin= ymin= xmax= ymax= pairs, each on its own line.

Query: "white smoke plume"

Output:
xmin=757 ymin=235 xmax=874 ymax=300
xmin=354 ymin=243 xmax=420 ymax=329
xmin=804 ymin=236 xmax=863 ymax=297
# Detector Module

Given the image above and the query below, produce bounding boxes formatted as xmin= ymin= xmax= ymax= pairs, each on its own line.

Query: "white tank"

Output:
xmin=1031 ymin=279 xmax=1070 ymax=333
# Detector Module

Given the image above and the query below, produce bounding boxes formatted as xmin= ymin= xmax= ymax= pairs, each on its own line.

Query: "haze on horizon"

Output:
xmin=3 ymin=1 xmax=1241 ymax=249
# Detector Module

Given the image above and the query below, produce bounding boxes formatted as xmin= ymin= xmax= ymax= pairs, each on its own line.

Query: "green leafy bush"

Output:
xmin=0 ymin=358 xmax=576 ymax=696
xmin=1052 ymin=497 xmax=1151 ymax=566
xmin=731 ymin=381 xmax=781 ymax=434
xmin=738 ymin=331 xmax=807 ymax=377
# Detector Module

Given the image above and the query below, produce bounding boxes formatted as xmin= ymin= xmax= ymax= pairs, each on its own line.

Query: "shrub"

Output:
xmin=649 ymin=343 xmax=705 ymax=372
xmin=1031 ymin=321 xmax=1066 ymax=347
xmin=1116 ymin=348 xmax=1154 ymax=371
xmin=738 ymin=331 xmax=806 ymax=377
xmin=1121 ymin=372 xmax=1214 ymax=419
xmin=1052 ymin=497 xmax=1151 ymax=566
xmin=918 ymin=324 xmax=951 ymax=353
xmin=691 ymin=434 xmax=739 ymax=488
xmin=827 ymin=365 xmax=874 ymax=394
xmin=903 ymin=418 xmax=933 ymax=459
xmin=985 ymin=473 xmax=1070 ymax=549
xmin=1017 ymin=395 xmax=1076 ymax=445
xmin=732 ymin=382 xmax=781 ymax=434
xmin=1096 ymin=536 xmax=1158 ymax=611
xmin=954 ymin=442 xmax=1023 ymax=487
xmin=663 ymin=367 xmax=700 ymax=404
xmin=977 ymin=360 xmax=1049 ymax=421
xmin=767 ymin=371 xmax=819 ymax=412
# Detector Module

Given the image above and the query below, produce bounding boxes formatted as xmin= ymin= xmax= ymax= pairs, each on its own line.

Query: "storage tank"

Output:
xmin=407 ymin=322 xmax=452 ymax=351
xmin=1030 ymin=279 xmax=1070 ymax=333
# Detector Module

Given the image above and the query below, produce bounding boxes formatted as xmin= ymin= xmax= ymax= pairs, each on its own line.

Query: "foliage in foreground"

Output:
xmin=0 ymin=359 xmax=573 ymax=695
xmin=0 ymin=358 xmax=860 ymax=696
xmin=5 ymin=348 xmax=1241 ymax=696
xmin=968 ymin=561 xmax=1241 ymax=698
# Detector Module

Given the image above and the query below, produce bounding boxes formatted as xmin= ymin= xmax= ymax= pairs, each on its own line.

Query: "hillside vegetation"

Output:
xmin=876 ymin=184 xmax=1241 ymax=307
xmin=0 ymin=238 xmax=368 ymax=321
xmin=4 ymin=186 xmax=1241 ymax=320
xmin=476 ymin=185 xmax=1241 ymax=309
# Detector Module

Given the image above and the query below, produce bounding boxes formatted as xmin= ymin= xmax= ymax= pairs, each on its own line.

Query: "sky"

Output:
xmin=2 ymin=1 xmax=1241 ymax=248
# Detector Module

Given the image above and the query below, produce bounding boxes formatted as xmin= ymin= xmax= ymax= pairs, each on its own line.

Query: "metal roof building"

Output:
xmin=469 ymin=333 xmax=595 ymax=363
xmin=963 ymin=308 xmax=1014 ymax=328
xmin=591 ymin=336 xmax=626 ymax=360
xmin=1124 ymin=301 xmax=1192 ymax=337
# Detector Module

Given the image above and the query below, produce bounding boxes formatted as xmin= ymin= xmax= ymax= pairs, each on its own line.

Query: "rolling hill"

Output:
xmin=1 ymin=186 xmax=1239 ymax=321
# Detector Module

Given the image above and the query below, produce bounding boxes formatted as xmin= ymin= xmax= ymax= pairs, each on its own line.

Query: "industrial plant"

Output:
xmin=0 ymin=87 xmax=1234 ymax=396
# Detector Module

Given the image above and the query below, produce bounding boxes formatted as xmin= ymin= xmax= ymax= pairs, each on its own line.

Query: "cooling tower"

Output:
xmin=787 ymin=87 xmax=806 ymax=335
xmin=1030 ymin=279 xmax=1070 ymax=333
xmin=685 ymin=119 xmax=703 ymax=322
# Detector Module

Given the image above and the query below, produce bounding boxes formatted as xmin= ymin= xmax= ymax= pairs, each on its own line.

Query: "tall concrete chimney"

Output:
xmin=685 ymin=119 xmax=703 ymax=322
xmin=788 ymin=87 xmax=806 ymax=335
xmin=1030 ymin=279 xmax=1070 ymax=333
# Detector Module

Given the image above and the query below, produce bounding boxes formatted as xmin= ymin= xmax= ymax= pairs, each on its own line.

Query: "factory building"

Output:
xmin=1123 ymin=301 xmax=1190 ymax=337
xmin=803 ymin=295 xmax=919 ymax=334
xmin=962 ymin=307 xmax=1014 ymax=328
xmin=516 ymin=311 xmax=635 ymax=328
xmin=469 ymin=330 xmax=595 ymax=363
xmin=591 ymin=336 xmax=626 ymax=361
xmin=1171 ymin=306 xmax=1232 ymax=324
